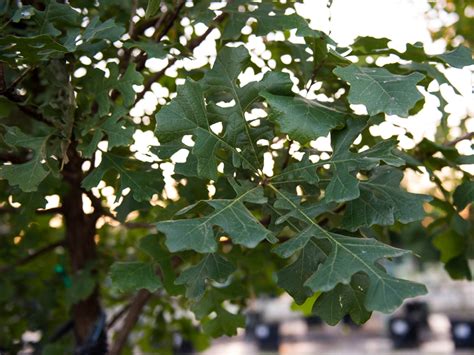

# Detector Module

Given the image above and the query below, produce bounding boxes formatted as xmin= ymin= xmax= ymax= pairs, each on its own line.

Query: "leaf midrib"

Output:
xmin=269 ymin=184 xmax=387 ymax=284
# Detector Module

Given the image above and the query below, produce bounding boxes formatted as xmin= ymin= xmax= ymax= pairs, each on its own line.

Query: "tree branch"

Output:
xmin=0 ymin=206 xmax=63 ymax=215
xmin=136 ymin=12 xmax=227 ymax=103
xmin=1 ymin=67 xmax=35 ymax=94
xmin=107 ymin=303 xmax=132 ymax=329
xmin=135 ymin=0 xmax=186 ymax=72
xmin=0 ymin=62 xmax=6 ymax=92
xmin=1 ymin=90 xmax=55 ymax=127
xmin=0 ymin=239 xmax=65 ymax=273
xmin=128 ymin=0 xmax=138 ymax=37
xmin=101 ymin=209 xmax=156 ymax=230
xmin=0 ymin=151 xmax=31 ymax=164
xmin=119 ymin=0 xmax=139 ymax=73
xmin=123 ymin=221 xmax=156 ymax=229
xmin=37 ymin=207 xmax=63 ymax=215
xmin=446 ymin=131 xmax=474 ymax=146
xmin=108 ymin=289 xmax=152 ymax=355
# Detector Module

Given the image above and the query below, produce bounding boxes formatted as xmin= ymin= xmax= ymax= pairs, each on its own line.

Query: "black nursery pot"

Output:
xmin=254 ymin=322 xmax=281 ymax=351
xmin=172 ymin=333 xmax=195 ymax=355
xmin=305 ymin=315 xmax=323 ymax=327
xmin=450 ymin=319 xmax=474 ymax=349
xmin=388 ymin=316 xmax=419 ymax=349
xmin=405 ymin=301 xmax=430 ymax=329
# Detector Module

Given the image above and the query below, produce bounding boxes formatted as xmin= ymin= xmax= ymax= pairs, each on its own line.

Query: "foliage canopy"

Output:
xmin=0 ymin=0 xmax=473 ymax=353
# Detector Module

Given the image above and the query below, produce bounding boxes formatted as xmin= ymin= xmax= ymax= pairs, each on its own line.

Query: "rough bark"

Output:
xmin=62 ymin=146 xmax=105 ymax=351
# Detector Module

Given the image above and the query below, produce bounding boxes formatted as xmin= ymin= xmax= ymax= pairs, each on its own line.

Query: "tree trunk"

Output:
xmin=63 ymin=147 xmax=106 ymax=353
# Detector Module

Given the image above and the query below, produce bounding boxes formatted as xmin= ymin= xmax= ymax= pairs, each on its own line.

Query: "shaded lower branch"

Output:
xmin=0 ymin=239 xmax=65 ymax=273
xmin=108 ymin=289 xmax=152 ymax=355
xmin=446 ymin=131 xmax=474 ymax=146
xmin=107 ymin=303 xmax=132 ymax=329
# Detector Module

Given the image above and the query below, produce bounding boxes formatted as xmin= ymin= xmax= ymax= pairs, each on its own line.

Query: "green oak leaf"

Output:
xmin=82 ymin=153 xmax=162 ymax=202
xmin=145 ymin=0 xmax=161 ymax=19
xmin=0 ymin=126 xmax=52 ymax=192
xmin=342 ymin=167 xmax=432 ymax=230
xmin=436 ymin=46 xmax=474 ymax=69
xmin=155 ymin=79 xmax=235 ymax=179
xmin=453 ymin=180 xmax=474 ymax=211
xmin=110 ymin=261 xmax=162 ymax=293
xmin=156 ymin=46 xmax=292 ymax=178
xmin=123 ymin=41 xmax=167 ymax=59
xmin=325 ymin=118 xmax=404 ymax=203
xmin=312 ymin=273 xmax=371 ymax=326
xmin=156 ymin=186 xmax=273 ymax=253
xmin=304 ymin=233 xmax=427 ymax=313
xmin=272 ymin=154 xmax=320 ymax=185
xmin=175 ymin=254 xmax=235 ymax=299
xmin=192 ymin=289 xmax=245 ymax=337
xmin=277 ymin=240 xmax=326 ymax=304
xmin=272 ymin=192 xmax=335 ymax=225
xmin=100 ymin=112 xmax=134 ymax=149
xmin=433 ymin=230 xmax=466 ymax=263
xmin=0 ymin=35 xmax=74 ymax=64
xmin=270 ymin=185 xmax=427 ymax=313
xmin=334 ymin=65 xmax=424 ymax=117
xmin=324 ymin=164 xmax=360 ymax=203
xmin=79 ymin=107 xmax=134 ymax=157
xmin=31 ymin=0 xmax=81 ymax=36
xmin=202 ymin=308 xmax=245 ymax=338
xmin=222 ymin=2 xmax=312 ymax=39
xmin=82 ymin=63 xmax=143 ymax=117
xmin=261 ymin=92 xmax=347 ymax=144
xmin=202 ymin=46 xmax=293 ymax=168
xmin=82 ymin=17 xmax=125 ymax=42
xmin=139 ymin=235 xmax=183 ymax=295
xmin=273 ymin=226 xmax=318 ymax=258
xmin=272 ymin=117 xmax=404 ymax=197
xmin=156 ymin=217 xmax=216 ymax=253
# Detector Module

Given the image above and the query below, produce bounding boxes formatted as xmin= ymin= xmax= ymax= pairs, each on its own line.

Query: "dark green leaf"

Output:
xmin=156 ymin=186 xmax=273 ymax=253
xmin=261 ymin=92 xmax=346 ymax=144
xmin=0 ymin=126 xmax=53 ymax=192
xmin=334 ymin=65 xmax=424 ymax=117
xmin=175 ymin=254 xmax=235 ymax=299
xmin=453 ymin=180 xmax=474 ymax=211
xmin=110 ymin=261 xmax=162 ymax=293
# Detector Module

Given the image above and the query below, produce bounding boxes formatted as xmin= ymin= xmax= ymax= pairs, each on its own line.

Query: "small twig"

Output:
xmin=0 ymin=151 xmax=31 ymax=164
xmin=1 ymin=90 xmax=55 ymax=127
xmin=108 ymin=289 xmax=153 ymax=355
xmin=36 ymin=207 xmax=63 ymax=215
xmin=0 ymin=62 xmax=6 ymax=92
xmin=281 ymin=140 xmax=294 ymax=170
xmin=130 ymin=17 xmax=158 ymax=40
xmin=2 ymin=67 xmax=35 ymax=94
xmin=135 ymin=0 xmax=186 ymax=72
xmin=119 ymin=0 xmax=139 ymax=73
xmin=0 ymin=206 xmax=62 ymax=215
xmin=136 ymin=12 xmax=227 ymax=103
xmin=154 ymin=0 xmax=185 ymax=42
xmin=123 ymin=221 xmax=156 ymax=229
xmin=99 ymin=207 xmax=156 ymax=230
xmin=446 ymin=132 xmax=474 ymax=146
xmin=128 ymin=0 xmax=139 ymax=37
xmin=0 ymin=240 xmax=65 ymax=273
xmin=107 ymin=303 xmax=132 ymax=329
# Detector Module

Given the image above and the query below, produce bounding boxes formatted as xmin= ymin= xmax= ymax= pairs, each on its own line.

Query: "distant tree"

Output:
xmin=0 ymin=0 xmax=472 ymax=353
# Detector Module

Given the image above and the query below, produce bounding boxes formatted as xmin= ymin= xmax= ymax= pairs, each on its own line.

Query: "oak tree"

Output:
xmin=0 ymin=0 xmax=472 ymax=353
